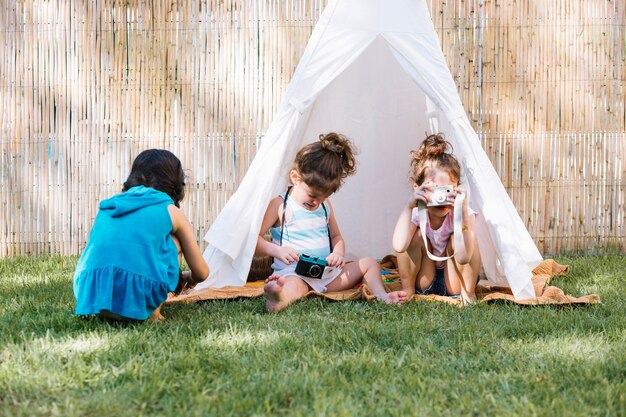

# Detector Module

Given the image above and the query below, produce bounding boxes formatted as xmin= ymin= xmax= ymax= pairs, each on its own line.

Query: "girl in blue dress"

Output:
xmin=256 ymin=133 xmax=408 ymax=312
xmin=73 ymin=149 xmax=209 ymax=321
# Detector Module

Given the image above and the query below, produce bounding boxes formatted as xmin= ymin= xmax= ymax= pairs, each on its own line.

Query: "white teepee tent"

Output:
xmin=196 ymin=0 xmax=543 ymax=300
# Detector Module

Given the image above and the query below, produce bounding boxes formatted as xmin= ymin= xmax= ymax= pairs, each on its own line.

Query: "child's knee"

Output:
xmin=401 ymin=238 xmax=427 ymax=264
xmin=406 ymin=231 xmax=427 ymax=257
xmin=409 ymin=229 xmax=424 ymax=248
xmin=360 ymin=257 xmax=379 ymax=271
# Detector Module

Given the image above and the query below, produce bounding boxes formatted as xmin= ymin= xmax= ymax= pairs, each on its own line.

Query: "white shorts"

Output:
xmin=272 ymin=264 xmax=342 ymax=293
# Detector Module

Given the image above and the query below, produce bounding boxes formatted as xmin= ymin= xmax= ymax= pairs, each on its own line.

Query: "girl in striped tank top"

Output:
xmin=256 ymin=133 xmax=408 ymax=312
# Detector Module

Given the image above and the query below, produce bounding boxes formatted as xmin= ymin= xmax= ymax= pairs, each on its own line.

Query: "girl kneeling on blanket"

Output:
xmin=257 ymin=133 xmax=408 ymax=312
xmin=392 ymin=134 xmax=481 ymax=303
xmin=73 ymin=149 xmax=209 ymax=322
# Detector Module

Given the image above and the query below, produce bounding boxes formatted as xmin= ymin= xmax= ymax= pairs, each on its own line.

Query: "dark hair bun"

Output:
xmin=293 ymin=132 xmax=357 ymax=194
xmin=319 ymin=132 xmax=346 ymax=154
xmin=319 ymin=132 xmax=357 ymax=178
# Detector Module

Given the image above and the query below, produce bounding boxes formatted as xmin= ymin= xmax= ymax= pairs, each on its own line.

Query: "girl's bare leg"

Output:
xmin=397 ymin=230 xmax=436 ymax=295
xmin=396 ymin=232 xmax=420 ymax=296
xmin=445 ymin=239 xmax=481 ymax=303
xmin=327 ymin=258 xmax=407 ymax=304
xmin=264 ymin=274 xmax=310 ymax=312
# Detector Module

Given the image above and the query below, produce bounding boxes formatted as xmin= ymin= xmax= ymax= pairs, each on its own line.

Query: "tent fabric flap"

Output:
xmin=196 ymin=0 xmax=542 ymax=300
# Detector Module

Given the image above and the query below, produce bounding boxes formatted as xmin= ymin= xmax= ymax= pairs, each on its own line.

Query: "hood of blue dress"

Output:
xmin=99 ymin=186 xmax=174 ymax=217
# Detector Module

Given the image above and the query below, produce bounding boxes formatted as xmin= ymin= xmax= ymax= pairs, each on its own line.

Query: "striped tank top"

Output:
xmin=270 ymin=191 xmax=331 ymax=271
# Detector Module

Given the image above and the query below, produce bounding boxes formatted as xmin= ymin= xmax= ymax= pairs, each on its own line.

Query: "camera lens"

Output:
xmin=309 ymin=265 xmax=322 ymax=278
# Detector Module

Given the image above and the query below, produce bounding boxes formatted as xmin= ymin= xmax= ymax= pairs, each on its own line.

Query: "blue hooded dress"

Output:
xmin=73 ymin=186 xmax=179 ymax=320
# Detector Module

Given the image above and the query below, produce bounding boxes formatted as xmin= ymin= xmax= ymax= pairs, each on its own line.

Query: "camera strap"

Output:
xmin=279 ymin=186 xmax=333 ymax=251
xmin=416 ymin=193 xmax=466 ymax=262
xmin=279 ymin=186 xmax=292 ymax=247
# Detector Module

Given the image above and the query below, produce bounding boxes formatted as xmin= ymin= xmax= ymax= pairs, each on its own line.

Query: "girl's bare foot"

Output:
xmin=264 ymin=275 xmax=290 ymax=313
xmin=460 ymin=292 xmax=478 ymax=306
xmin=376 ymin=290 xmax=408 ymax=305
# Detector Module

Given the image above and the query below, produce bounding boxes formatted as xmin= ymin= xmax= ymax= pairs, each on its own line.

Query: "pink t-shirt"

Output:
xmin=411 ymin=209 xmax=454 ymax=254
xmin=411 ymin=208 xmax=455 ymax=268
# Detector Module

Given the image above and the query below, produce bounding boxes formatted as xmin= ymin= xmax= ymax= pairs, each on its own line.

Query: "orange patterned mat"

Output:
xmin=165 ymin=256 xmax=600 ymax=306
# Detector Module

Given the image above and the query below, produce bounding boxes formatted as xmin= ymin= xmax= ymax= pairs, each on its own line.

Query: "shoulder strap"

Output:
xmin=417 ymin=193 xmax=465 ymax=262
xmin=321 ymin=202 xmax=333 ymax=252
xmin=279 ymin=186 xmax=292 ymax=247
xmin=278 ymin=188 xmax=333 ymax=252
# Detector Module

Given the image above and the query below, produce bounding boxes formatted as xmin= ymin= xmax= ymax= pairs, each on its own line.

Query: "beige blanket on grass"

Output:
xmin=165 ymin=256 xmax=600 ymax=306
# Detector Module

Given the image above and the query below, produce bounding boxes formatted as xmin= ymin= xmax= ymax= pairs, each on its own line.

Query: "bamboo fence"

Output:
xmin=0 ymin=0 xmax=624 ymax=257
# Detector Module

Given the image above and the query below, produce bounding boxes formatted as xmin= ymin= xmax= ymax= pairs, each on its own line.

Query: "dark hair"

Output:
xmin=293 ymin=132 xmax=357 ymax=194
xmin=123 ymin=149 xmax=186 ymax=206
xmin=409 ymin=133 xmax=461 ymax=185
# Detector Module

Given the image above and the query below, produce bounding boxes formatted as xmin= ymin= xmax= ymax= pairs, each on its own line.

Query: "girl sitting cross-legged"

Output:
xmin=256 ymin=132 xmax=408 ymax=312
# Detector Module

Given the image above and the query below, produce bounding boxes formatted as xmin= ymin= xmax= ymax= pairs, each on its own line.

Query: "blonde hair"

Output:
xmin=293 ymin=132 xmax=357 ymax=194
xmin=409 ymin=133 xmax=461 ymax=185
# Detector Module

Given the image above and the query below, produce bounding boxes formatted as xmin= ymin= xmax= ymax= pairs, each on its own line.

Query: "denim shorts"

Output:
xmin=415 ymin=268 xmax=460 ymax=298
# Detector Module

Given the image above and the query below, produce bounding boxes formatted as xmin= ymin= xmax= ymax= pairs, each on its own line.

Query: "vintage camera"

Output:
xmin=426 ymin=185 xmax=455 ymax=207
xmin=295 ymin=253 xmax=327 ymax=279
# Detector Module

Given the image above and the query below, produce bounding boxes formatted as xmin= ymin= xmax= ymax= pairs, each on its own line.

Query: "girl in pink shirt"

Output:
xmin=392 ymin=134 xmax=481 ymax=303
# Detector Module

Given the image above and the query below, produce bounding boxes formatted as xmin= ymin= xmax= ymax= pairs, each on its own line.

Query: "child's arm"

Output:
xmin=168 ymin=205 xmax=210 ymax=283
xmin=256 ymin=197 xmax=300 ymax=265
xmin=392 ymin=200 xmax=419 ymax=253
xmin=393 ymin=185 xmax=433 ymax=252
xmin=325 ymin=201 xmax=345 ymax=268
xmin=453 ymin=187 xmax=477 ymax=265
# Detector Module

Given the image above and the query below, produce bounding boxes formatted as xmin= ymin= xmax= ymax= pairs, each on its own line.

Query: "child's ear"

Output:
xmin=289 ymin=170 xmax=301 ymax=184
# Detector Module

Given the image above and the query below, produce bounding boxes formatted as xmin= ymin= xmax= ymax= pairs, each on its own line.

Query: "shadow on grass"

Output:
xmin=1 ymin=255 xmax=624 ymax=415
xmin=2 ymin=295 xmax=624 ymax=416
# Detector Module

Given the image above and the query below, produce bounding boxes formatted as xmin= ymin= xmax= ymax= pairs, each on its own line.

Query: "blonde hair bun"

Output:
xmin=415 ymin=134 xmax=449 ymax=160
xmin=409 ymin=133 xmax=461 ymax=186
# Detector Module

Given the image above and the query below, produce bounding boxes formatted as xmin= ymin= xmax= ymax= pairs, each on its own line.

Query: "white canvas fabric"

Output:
xmin=196 ymin=0 xmax=543 ymax=300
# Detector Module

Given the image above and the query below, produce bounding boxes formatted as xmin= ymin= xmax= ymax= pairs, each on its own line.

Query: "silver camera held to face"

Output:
xmin=426 ymin=185 xmax=455 ymax=207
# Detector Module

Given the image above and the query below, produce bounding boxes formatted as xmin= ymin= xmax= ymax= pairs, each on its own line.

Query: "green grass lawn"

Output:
xmin=0 ymin=255 xmax=624 ymax=417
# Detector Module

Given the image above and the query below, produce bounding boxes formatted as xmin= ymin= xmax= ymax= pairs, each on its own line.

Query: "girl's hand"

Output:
xmin=410 ymin=183 xmax=434 ymax=208
xmin=453 ymin=186 xmax=470 ymax=220
xmin=174 ymin=270 xmax=200 ymax=295
xmin=275 ymin=246 xmax=300 ymax=265
xmin=326 ymin=252 xmax=345 ymax=268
